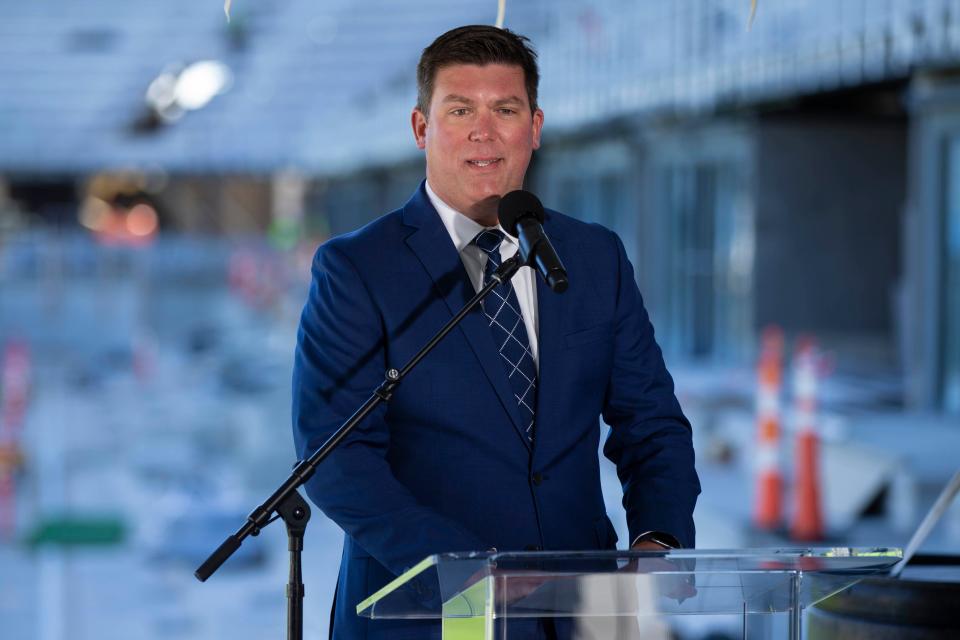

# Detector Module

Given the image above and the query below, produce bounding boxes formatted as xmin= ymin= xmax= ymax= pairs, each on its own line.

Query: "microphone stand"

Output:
xmin=195 ymin=255 xmax=524 ymax=640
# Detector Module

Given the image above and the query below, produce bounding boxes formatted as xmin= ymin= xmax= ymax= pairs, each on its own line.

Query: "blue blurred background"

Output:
xmin=1 ymin=1 xmax=959 ymax=638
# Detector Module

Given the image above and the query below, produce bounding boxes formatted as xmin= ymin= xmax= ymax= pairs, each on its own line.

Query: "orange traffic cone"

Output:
xmin=753 ymin=326 xmax=784 ymax=531
xmin=790 ymin=335 xmax=824 ymax=541
xmin=0 ymin=464 xmax=13 ymax=540
xmin=0 ymin=339 xmax=30 ymax=540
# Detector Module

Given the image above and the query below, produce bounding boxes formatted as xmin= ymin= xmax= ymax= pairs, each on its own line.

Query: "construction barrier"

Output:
xmin=753 ymin=325 xmax=784 ymax=531
xmin=790 ymin=335 xmax=824 ymax=541
xmin=0 ymin=339 xmax=31 ymax=539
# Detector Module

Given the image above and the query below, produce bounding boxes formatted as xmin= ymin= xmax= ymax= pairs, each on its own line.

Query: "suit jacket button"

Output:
xmin=532 ymin=472 xmax=543 ymax=486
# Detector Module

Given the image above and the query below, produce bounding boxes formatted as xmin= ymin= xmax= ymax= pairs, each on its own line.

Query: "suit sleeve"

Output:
xmin=292 ymin=241 xmax=486 ymax=576
xmin=600 ymin=232 xmax=701 ymax=548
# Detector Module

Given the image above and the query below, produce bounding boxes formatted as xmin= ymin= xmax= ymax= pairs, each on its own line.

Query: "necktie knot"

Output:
xmin=473 ymin=229 xmax=505 ymax=266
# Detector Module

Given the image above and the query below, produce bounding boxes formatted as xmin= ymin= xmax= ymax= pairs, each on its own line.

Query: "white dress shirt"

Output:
xmin=425 ymin=181 xmax=539 ymax=368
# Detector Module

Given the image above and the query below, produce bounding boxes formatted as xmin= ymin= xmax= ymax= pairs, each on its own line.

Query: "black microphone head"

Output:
xmin=498 ymin=190 xmax=544 ymax=236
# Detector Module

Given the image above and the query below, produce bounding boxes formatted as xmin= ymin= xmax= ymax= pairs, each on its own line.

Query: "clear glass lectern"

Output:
xmin=357 ymin=548 xmax=901 ymax=639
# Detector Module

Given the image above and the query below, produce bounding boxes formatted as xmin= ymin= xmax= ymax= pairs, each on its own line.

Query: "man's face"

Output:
xmin=412 ymin=63 xmax=544 ymax=225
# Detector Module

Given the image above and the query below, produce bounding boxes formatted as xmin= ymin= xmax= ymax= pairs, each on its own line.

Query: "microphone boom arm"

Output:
xmin=195 ymin=255 xmax=525 ymax=637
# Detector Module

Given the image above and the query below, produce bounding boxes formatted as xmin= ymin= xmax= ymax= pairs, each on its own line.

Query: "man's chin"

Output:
xmin=467 ymin=183 xmax=518 ymax=205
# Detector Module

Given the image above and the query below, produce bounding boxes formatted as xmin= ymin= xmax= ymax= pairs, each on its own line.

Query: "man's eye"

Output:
xmin=498 ymin=108 xmax=517 ymax=115
xmin=451 ymin=108 xmax=470 ymax=116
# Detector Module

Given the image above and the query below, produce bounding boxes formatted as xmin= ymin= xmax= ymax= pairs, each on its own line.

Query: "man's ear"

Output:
xmin=411 ymin=108 xmax=428 ymax=149
xmin=531 ymin=108 xmax=544 ymax=150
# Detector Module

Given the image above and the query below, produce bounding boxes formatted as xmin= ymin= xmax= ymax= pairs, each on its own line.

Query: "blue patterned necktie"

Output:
xmin=473 ymin=229 xmax=537 ymax=443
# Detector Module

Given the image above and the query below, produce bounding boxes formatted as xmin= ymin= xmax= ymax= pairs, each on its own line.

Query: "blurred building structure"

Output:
xmin=1 ymin=0 xmax=958 ymax=415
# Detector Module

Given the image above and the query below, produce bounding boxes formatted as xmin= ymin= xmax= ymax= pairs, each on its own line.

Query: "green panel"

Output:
xmin=26 ymin=514 xmax=126 ymax=547
xmin=356 ymin=555 xmax=436 ymax=616
xmin=442 ymin=577 xmax=491 ymax=640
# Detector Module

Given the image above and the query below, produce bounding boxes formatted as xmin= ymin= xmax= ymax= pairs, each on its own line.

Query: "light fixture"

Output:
xmin=143 ymin=60 xmax=233 ymax=123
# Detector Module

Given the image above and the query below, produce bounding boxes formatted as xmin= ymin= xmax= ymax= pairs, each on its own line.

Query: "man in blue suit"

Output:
xmin=292 ymin=25 xmax=700 ymax=639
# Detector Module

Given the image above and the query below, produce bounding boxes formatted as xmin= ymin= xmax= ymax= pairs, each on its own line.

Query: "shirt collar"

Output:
xmin=426 ymin=180 xmax=518 ymax=254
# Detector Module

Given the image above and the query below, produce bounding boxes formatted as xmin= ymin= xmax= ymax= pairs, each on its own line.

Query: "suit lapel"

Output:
xmin=402 ymin=185 xmax=532 ymax=450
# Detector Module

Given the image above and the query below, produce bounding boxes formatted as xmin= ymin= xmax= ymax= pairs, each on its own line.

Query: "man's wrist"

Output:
xmin=631 ymin=531 xmax=682 ymax=549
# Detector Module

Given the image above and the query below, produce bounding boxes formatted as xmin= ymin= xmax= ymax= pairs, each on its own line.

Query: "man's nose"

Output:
xmin=469 ymin=111 xmax=495 ymax=142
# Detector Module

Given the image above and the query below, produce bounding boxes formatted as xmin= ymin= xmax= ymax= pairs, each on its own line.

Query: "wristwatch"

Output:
xmin=632 ymin=531 xmax=681 ymax=549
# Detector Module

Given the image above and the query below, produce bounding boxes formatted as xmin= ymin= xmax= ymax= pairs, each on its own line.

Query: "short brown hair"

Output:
xmin=416 ymin=25 xmax=540 ymax=116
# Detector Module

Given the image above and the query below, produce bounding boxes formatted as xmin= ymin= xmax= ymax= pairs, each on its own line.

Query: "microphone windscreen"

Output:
xmin=498 ymin=190 xmax=545 ymax=236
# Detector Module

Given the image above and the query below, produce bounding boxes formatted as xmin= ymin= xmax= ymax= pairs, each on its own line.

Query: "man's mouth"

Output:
xmin=467 ymin=158 xmax=502 ymax=168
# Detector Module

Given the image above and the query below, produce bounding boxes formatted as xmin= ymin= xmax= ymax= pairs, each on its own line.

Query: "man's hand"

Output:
xmin=463 ymin=566 xmax=552 ymax=607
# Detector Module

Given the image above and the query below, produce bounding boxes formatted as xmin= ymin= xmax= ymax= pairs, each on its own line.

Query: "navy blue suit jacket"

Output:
xmin=292 ymin=183 xmax=700 ymax=639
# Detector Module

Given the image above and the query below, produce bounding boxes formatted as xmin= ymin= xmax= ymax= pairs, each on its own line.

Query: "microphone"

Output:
xmin=498 ymin=190 xmax=569 ymax=293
